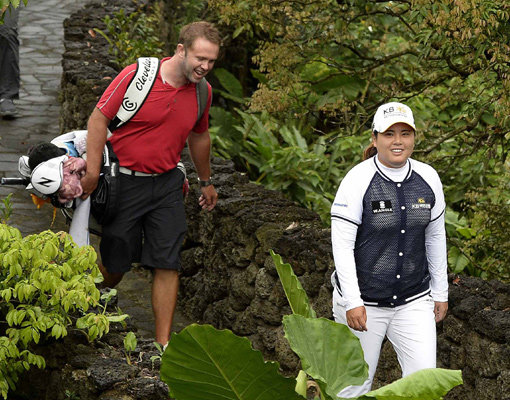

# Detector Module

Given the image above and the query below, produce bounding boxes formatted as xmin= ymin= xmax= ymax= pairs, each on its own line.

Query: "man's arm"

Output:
xmin=80 ymin=108 xmax=110 ymax=199
xmin=187 ymin=130 xmax=217 ymax=211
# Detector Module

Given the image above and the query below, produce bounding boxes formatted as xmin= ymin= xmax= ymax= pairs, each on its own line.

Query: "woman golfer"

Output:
xmin=330 ymin=102 xmax=448 ymax=397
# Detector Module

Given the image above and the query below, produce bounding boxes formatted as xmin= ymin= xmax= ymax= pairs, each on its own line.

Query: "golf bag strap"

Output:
xmin=196 ymin=77 xmax=210 ymax=122
xmin=108 ymin=57 xmax=160 ymax=133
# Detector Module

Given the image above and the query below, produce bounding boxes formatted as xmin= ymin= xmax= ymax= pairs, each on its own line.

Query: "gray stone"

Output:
xmin=313 ymin=285 xmax=333 ymax=318
xmin=232 ymin=309 xmax=258 ymax=336
xmin=245 ymin=262 xmax=259 ymax=284
xmin=452 ymin=295 xmax=491 ymax=320
xmin=497 ymin=370 xmax=510 ymax=400
xmin=437 ymin=339 xmax=466 ymax=370
xmin=469 ymin=309 xmax=510 ymax=343
xmin=229 ymin=269 xmax=255 ymax=310
xmin=474 ymin=376 xmax=503 ymax=400
xmin=87 ymin=358 xmax=139 ymax=391
xmin=268 ymin=279 xmax=290 ymax=308
xmin=254 ymin=268 xmax=276 ymax=299
xmin=99 ymin=377 xmax=169 ymax=400
xmin=274 ymin=326 xmax=300 ymax=372
xmin=463 ymin=332 xmax=507 ymax=379
xmin=299 ymin=271 xmax=326 ymax=297
xmin=250 ymin=297 xmax=283 ymax=326
xmin=257 ymin=326 xmax=278 ymax=352
xmin=443 ymin=315 xmax=466 ymax=343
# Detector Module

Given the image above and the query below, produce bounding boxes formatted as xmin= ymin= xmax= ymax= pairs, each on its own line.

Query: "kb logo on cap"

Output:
xmin=383 ymin=106 xmax=406 ymax=116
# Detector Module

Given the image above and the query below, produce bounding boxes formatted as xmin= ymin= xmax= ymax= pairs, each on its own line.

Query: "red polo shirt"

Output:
xmin=96 ymin=57 xmax=212 ymax=173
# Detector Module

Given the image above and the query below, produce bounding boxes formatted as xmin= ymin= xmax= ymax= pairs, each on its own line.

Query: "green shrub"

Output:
xmin=445 ymin=186 xmax=510 ymax=283
xmin=0 ymin=1 xmax=28 ymax=24
xmin=0 ymin=224 xmax=128 ymax=399
xmin=94 ymin=4 xmax=165 ymax=68
xmin=210 ymin=65 xmax=368 ymax=224
xmin=210 ymin=107 xmax=366 ymax=223
xmin=0 ymin=194 xmax=13 ymax=224
xmin=164 ymin=0 xmax=210 ymax=50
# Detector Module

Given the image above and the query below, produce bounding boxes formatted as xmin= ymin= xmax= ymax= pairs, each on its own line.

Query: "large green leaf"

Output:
xmin=161 ymin=324 xmax=303 ymax=400
xmin=447 ymin=246 xmax=470 ymax=274
xmin=359 ymin=368 xmax=463 ymax=400
xmin=270 ymin=250 xmax=316 ymax=318
xmin=295 ymin=370 xmax=308 ymax=398
xmin=214 ymin=68 xmax=244 ymax=99
xmin=283 ymin=314 xmax=368 ymax=400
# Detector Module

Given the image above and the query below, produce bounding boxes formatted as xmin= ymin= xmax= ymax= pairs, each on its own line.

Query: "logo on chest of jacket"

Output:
xmin=372 ymin=200 xmax=393 ymax=213
xmin=411 ymin=197 xmax=431 ymax=209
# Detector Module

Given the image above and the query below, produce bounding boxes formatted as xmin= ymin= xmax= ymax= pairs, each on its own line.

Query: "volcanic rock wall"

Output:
xmin=59 ymin=1 xmax=510 ymax=399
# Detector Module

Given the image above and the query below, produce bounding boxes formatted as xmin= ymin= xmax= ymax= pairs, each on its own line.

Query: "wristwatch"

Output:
xmin=198 ymin=177 xmax=213 ymax=187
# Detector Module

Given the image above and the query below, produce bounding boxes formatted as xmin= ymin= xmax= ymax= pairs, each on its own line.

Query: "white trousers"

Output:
xmin=332 ymin=290 xmax=436 ymax=398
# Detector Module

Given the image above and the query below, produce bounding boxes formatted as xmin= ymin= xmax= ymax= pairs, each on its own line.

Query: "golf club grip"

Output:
xmin=1 ymin=177 xmax=29 ymax=186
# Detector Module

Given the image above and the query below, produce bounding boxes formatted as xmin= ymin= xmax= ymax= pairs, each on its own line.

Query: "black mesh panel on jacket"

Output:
xmin=354 ymin=171 xmax=435 ymax=306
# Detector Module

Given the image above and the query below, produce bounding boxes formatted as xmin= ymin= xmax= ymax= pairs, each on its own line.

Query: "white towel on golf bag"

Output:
xmin=69 ymin=197 xmax=90 ymax=247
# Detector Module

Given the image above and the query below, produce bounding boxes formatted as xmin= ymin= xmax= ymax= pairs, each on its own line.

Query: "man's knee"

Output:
xmin=153 ymin=268 xmax=179 ymax=279
xmin=98 ymin=264 xmax=124 ymax=288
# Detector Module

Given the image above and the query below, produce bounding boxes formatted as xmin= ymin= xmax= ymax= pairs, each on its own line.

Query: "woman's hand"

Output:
xmin=434 ymin=301 xmax=448 ymax=323
xmin=346 ymin=306 xmax=367 ymax=332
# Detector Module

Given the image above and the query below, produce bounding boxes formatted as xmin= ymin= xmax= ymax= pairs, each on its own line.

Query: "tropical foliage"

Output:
xmin=0 ymin=0 xmax=27 ymax=23
xmin=0 ymin=223 xmax=128 ymax=399
xmin=205 ymin=0 xmax=510 ymax=282
xmin=160 ymin=0 xmax=211 ymax=50
xmin=97 ymin=0 xmax=510 ymax=281
xmin=210 ymin=106 xmax=366 ymax=218
xmin=161 ymin=324 xmax=304 ymax=400
xmin=93 ymin=4 xmax=165 ymax=68
xmin=160 ymin=251 xmax=463 ymax=399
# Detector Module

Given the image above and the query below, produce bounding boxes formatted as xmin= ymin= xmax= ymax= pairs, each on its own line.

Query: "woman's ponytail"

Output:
xmin=363 ymin=142 xmax=377 ymax=160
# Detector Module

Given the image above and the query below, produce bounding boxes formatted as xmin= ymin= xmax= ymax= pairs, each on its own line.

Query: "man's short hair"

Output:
xmin=178 ymin=21 xmax=221 ymax=51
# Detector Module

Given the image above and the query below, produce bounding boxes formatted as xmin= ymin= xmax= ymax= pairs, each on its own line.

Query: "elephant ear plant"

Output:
xmin=160 ymin=250 xmax=463 ymax=399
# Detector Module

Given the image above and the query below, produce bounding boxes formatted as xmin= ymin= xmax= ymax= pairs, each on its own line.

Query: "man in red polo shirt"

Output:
xmin=81 ymin=21 xmax=220 ymax=346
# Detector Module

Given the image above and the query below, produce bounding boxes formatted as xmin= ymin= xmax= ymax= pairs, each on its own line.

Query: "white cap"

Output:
xmin=28 ymin=155 xmax=67 ymax=195
xmin=372 ymin=102 xmax=416 ymax=134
